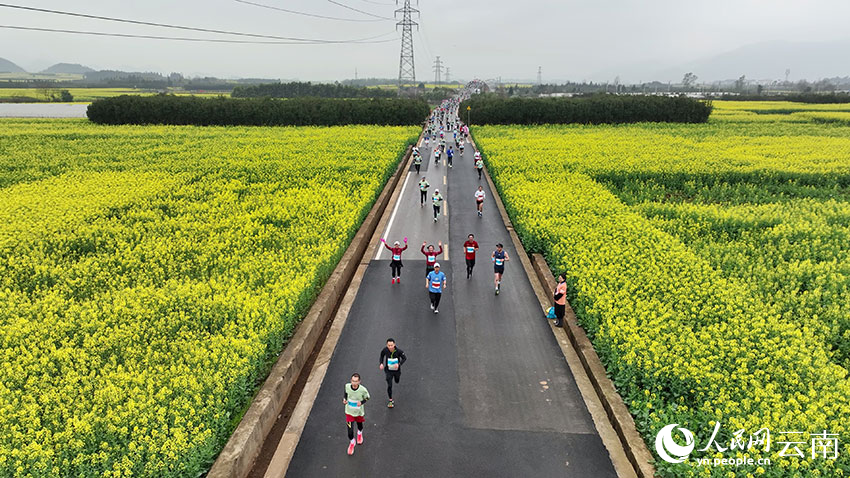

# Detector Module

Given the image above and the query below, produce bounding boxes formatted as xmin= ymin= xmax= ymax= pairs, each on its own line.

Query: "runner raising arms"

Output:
xmin=474 ymin=186 xmax=485 ymax=217
xmin=463 ymin=233 xmax=479 ymax=279
xmin=344 ymin=373 xmax=370 ymax=455
xmin=491 ymin=243 xmax=510 ymax=295
xmin=379 ymin=338 xmax=407 ymax=408
xmin=381 ymin=237 xmax=408 ymax=284
xmin=421 ymin=241 xmax=443 ymax=277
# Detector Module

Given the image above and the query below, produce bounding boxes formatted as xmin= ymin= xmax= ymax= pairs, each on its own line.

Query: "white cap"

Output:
xmin=394 ymin=241 xmax=400 ymax=246
xmin=434 ymin=189 xmax=439 ymax=193
xmin=434 ymin=262 xmax=441 ymax=268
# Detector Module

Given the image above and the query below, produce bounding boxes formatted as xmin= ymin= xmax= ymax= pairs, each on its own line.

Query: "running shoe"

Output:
xmin=357 ymin=433 xmax=363 ymax=445
xmin=430 ymin=303 xmax=434 ymax=310
xmin=348 ymin=442 xmax=355 ymax=455
xmin=387 ymin=399 xmax=394 ymax=408
xmin=397 ymin=278 xmax=401 ymax=284
xmin=434 ymin=308 xmax=439 ymax=314
xmin=495 ymin=288 xmax=500 ymax=295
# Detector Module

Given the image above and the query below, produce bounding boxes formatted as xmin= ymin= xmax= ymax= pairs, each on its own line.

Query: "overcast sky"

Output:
xmin=2 ymin=0 xmax=849 ymax=82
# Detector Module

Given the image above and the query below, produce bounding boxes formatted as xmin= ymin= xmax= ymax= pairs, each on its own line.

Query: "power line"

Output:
xmin=326 ymin=0 xmax=394 ymax=20
xmin=232 ymin=0 xmax=387 ymax=22
xmin=0 ymin=2 xmax=385 ymax=43
xmin=0 ymin=24 xmax=398 ymax=45
xmin=359 ymin=0 xmax=394 ymax=5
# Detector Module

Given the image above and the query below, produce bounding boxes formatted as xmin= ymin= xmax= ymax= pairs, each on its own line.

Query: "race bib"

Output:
xmin=392 ymin=254 xmax=401 ymax=261
xmin=427 ymin=256 xmax=435 ymax=264
xmin=387 ymin=358 xmax=399 ymax=371
xmin=348 ymin=400 xmax=360 ymax=408
xmin=495 ymin=258 xmax=504 ymax=266
xmin=466 ymin=247 xmax=475 ymax=253
xmin=431 ymin=280 xmax=442 ymax=289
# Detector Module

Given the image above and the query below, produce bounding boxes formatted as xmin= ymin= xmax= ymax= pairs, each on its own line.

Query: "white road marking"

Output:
xmin=376 ymin=171 xmax=412 ymax=260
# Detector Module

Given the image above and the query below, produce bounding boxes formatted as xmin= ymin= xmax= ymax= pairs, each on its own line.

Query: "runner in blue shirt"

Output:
xmin=426 ymin=263 xmax=447 ymax=314
xmin=447 ymin=147 xmax=454 ymax=168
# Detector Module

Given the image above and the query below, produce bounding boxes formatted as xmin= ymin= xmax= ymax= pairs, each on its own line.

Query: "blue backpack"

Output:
xmin=546 ymin=307 xmax=557 ymax=319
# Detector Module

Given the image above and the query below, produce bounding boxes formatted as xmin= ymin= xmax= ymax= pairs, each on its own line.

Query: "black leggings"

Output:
xmin=477 ymin=168 xmax=482 ymax=179
xmin=347 ymin=421 xmax=364 ymax=440
xmin=414 ymin=163 xmax=421 ymax=174
xmin=429 ymin=291 xmax=442 ymax=308
xmin=466 ymin=258 xmax=475 ymax=277
xmin=385 ymin=370 xmax=400 ymax=399
xmin=555 ymin=303 xmax=565 ymax=322
xmin=420 ymin=190 xmax=427 ymax=204
xmin=390 ymin=261 xmax=402 ymax=278
xmin=433 ymin=205 xmax=440 ymax=219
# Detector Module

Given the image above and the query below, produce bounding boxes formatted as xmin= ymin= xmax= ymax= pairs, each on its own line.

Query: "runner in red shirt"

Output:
xmin=421 ymin=241 xmax=443 ymax=277
xmin=463 ymin=234 xmax=479 ymax=279
xmin=382 ymin=237 xmax=408 ymax=284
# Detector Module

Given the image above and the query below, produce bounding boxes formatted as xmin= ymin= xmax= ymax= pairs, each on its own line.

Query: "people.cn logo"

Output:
xmin=655 ymin=424 xmax=696 ymax=464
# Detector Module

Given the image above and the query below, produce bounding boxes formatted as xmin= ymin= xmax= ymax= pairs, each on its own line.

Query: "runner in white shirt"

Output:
xmin=474 ymin=186 xmax=486 ymax=217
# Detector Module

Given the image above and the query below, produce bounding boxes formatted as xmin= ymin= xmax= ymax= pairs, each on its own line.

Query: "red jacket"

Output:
xmin=384 ymin=242 xmax=408 ymax=261
xmin=421 ymin=245 xmax=442 ymax=265
xmin=463 ymin=240 xmax=479 ymax=260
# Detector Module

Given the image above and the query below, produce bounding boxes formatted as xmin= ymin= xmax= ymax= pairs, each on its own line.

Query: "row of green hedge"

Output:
xmin=459 ymin=94 xmax=712 ymax=124
xmin=86 ymin=95 xmax=430 ymax=126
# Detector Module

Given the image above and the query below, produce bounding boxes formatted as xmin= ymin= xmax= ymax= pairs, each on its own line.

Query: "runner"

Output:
xmin=474 ymin=186 xmax=486 ymax=217
xmin=424 ymin=134 xmax=430 ymax=148
xmin=343 ymin=373 xmax=370 ymax=455
xmin=418 ymin=176 xmax=430 ymax=207
xmin=413 ymin=152 xmax=422 ymax=174
xmin=475 ymin=154 xmax=484 ymax=180
xmin=463 ymin=233 xmax=479 ymax=279
xmin=440 ymin=137 xmax=446 ymax=152
xmin=379 ymin=338 xmax=407 ymax=408
xmin=381 ymin=237 xmax=408 ymax=284
xmin=447 ymin=147 xmax=454 ymax=168
xmin=432 ymin=188 xmax=444 ymax=222
xmin=434 ymin=146 xmax=441 ymax=166
xmin=426 ymin=262 xmax=447 ymax=314
xmin=421 ymin=241 xmax=443 ymax=277
xmin=553 ymin=273 xmax=567 ymax=328
xmin=491 ymin=243 xmax=510 ymax=295
xmin=458 ymin=138 xmax=465 ymax=155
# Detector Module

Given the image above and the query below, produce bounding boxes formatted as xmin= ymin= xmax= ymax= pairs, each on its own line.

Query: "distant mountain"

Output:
xmin=590 ymin=39 xmax=850 ymax=84
xmin=0 ymin=57 xmax=26 ymax=73
xmin=656 ymin=39 xmax=850 ymax=83
xmin=41 ymin=63 xmax=94 ymax=74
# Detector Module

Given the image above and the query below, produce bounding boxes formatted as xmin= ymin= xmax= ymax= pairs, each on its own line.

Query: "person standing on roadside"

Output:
xmin=491 ymin=243 xmax=510 ymax=295
xmin=344 ymin=373 xmax=370 ymax=455
xmin=379 ymin=338 xmax=407 ymax=408
xmin=421 ymin=241 xmax=443 ymax=277
xmin=381 ymin=237 xmax=408 ymax=284
xmin=432 ymin=188 xmax=444 ymax=222
xmin=553 ymin=273 xmax=567 ymax=328
xmin=463 ymin=233 xmax=479 ymax=279
xmin=426 ymin=262 xmax=447 ymax=314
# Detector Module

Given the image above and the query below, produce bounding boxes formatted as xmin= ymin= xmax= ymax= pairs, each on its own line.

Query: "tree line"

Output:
xmin=459 ymin=94 xmax=712 ymax=125
xmin=232 ymin=81 xmax=397 ymax=99
xmin=86 ymin=95 xmax=430 ymax=126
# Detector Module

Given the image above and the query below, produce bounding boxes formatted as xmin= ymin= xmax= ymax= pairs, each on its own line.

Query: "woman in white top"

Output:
xmin=474 ymin=186 xmax=485 ymax=217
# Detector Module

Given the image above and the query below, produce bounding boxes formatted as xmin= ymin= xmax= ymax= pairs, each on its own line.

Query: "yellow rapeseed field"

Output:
xmin=0 ymin=119 xmax=418 ymax=477
xmin=474 ymin=115 xmax=850 ymax=477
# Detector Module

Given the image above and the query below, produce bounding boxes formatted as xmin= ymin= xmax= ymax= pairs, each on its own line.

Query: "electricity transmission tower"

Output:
xmin=537 ymin=66 xmax=542 ymax=85
xmin=395 ymin=0 xmax=419 ymax=88
xmin=433 ymin=56 xmax=444 ymax=85
xmin=445 ymin=66 xmax=451 ymax=83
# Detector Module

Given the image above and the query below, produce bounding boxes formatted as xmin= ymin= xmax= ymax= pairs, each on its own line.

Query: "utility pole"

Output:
xmin=537 ymin=66 xmax=542 ymax=85
xmin=395 ymin=0 xmax=419 ymax=89
xmin=433 ymin=56 xmax=444 ymax=86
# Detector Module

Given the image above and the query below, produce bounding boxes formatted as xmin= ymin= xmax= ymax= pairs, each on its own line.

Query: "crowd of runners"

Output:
xmin=342 ymin=85 xmax=564 ymax=456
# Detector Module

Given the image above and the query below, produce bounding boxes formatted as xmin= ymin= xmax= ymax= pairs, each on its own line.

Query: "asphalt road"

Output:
xmin=285 ymin=128 xmax=618 ymax=477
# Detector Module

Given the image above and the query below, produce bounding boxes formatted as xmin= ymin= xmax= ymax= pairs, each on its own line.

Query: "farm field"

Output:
xmin=0 ymin=119 xmax=418 ymax=477
xmin=473 ymin=107 xmax=850 ymax=477
xmin=0 ymin=88 xmax=228 ymax=102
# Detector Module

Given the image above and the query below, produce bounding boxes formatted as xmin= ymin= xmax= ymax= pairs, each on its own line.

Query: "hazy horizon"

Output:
xmin=2 ymin=0 xmax=850 ymax=83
